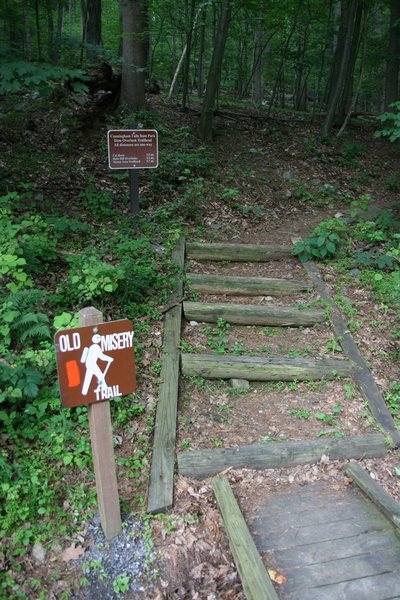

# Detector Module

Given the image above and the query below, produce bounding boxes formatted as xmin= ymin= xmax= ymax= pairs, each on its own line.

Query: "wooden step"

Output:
xmin=186 ymin=241 xmax=293 ymax=262
xmin=177 ymin=433 xmax=387 ymax=479
xmin=186 ymin=273 xmax=311 ymax=296
xmin=181 ymin=353 xmax=352 ymax=381
xmin=183 ymin=301 xmax=325 ymax=326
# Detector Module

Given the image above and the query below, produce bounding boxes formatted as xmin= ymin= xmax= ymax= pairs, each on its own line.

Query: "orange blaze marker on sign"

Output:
xmin=55 ymin=319 xmax=136 ymax=408
xmin=66 ymin=360 xmax=81 ymax=387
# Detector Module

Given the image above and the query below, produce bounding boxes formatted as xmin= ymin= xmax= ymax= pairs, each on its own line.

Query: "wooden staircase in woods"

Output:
xmin=146 ymin=238 xmax=400 ymax=599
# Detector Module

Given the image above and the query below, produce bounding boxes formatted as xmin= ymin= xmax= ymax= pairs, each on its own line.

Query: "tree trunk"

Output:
xmin=252 ymin=12 xmax=263 ymax=105
xmin=336 ymin=0 xmax=363 ymax=123
xmin=182 ymin=0 xmax=196 ymax=110
xmin=321 ymin=0 xmax=363 ymax=139
xmin=199 ymin=0 xmax=232 ymax=142
xmin=197 ymin=5 xmax=206 ymax=97
xmin=23 ymin=0 xmax=31 ymax=59
xmin=56 ymin=0 xmax=64 ymax=49
xmin=267 ymin=11 xmax=298 ymax=117
xmin=294 ymin=18 xmax=310 ymax=111
xmin=85 ymin=0 xmax=102 ymax=48
xmin=46 ymin=0 xmax=55 ymax=62
xmin=385 ymin=0 xmax=400 ymax=110
xmin=337 ymin=2 xmax=369 ymax=136
xmin=34 ymin=0 xmax=42 ymax=60
xmin=119 ymin=0 xmax=148 ymax=111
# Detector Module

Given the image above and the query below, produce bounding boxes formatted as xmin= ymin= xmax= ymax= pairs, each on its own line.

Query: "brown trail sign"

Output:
xmin=107 ymin=129 xmax=158 ymax=170
xmin=55 ymin=318 xmax=136 ymax=408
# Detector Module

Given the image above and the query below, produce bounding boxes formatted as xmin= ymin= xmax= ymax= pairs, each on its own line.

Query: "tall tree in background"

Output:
xmin=82 ymin=0 xmax=102 ymax=48
xmin=199 ymin=0 xmax=232 ymax=141
xmin=321 ymin=0 xmax=365 ymax=138
xmin=120 ymin=0 xmax=148 ymax=110
xmin=385 ymin=0 xmax=400 ymax=110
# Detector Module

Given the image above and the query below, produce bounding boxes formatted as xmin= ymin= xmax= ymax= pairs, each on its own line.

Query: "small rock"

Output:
xmin=321 ymin=183 xmax=338 ymax=194
xmin=349 ymin=268 xmax=361 ymax=278
xmin=32 ymin=541 xmax=46 ymax=563
xmin=189 ymin=321 xmax=199 ymax=326
xmin=282 ymin=170 xmax=294 ymax=182
xmin=230 ymin=379 xmax=250 ymax=390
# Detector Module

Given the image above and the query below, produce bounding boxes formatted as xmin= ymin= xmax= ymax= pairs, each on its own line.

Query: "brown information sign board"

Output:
xmin=107 ymin=129 xmax=158 ymax=169
xmin=55 ymin=319 xmax=136 ymax=408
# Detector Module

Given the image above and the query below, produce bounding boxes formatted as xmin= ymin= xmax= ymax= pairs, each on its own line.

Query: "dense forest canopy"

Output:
xmin=1 ymin=0 xmax=400 ymax=137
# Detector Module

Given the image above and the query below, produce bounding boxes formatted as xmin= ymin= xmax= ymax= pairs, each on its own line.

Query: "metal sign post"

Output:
xmin=54 ymin=307 xmax=137 ymax=539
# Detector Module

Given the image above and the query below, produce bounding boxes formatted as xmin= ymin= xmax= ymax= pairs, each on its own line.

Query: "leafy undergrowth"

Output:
xmin=1 ymin=93 xmax=400 ymax=599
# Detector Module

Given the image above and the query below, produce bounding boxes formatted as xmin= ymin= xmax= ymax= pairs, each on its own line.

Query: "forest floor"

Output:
xmin=1 ymin=92 xmax=400 ymax=599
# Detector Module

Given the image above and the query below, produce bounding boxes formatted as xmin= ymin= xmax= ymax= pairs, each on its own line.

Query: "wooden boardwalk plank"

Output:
xmin=183 ymin=301 xmax=325 ymax=326
xmin=186 ymin=273 xmax=311 ymax=295
xmin=147 ymin=237 xmax=185 ymax=513
xmin=304 ymin=261 xmax=400 ymax=446
xmin=186 ymin=241 xmax=293 ymax=262
xmin=212 ymin=476 xmax=279 ymax=600
xmin=177 ymin=433 xmax=387 ymax=479
xmin=267 ymin=530 xmax=397 ymax=569
xmin=181 ymin=353 xmax=353 ymax=381
xmin=286 ymin=572 xmax=400 ymax=600
xmin=283 ymin=548 xmax=400 ymax=594
xmin=251 ymin=482 xmax=400 ymax=600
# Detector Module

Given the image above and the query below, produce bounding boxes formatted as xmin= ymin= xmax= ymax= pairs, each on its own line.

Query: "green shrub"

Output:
xmin=56 ymin=254 xmax=123 ymax=306
xmin=293 ymin=219 xmax=349 ymax=261
xmin=375 ymin=102 xmax=400 ymax=142
xmin=384 ymin=172 xmax=400 ymax=191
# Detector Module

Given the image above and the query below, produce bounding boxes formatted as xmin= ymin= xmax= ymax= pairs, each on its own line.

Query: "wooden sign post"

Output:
xmin=54 ymin=307 xmax=137 ymax=540
xmin=80 ymin=307 xmax=121 ymax=540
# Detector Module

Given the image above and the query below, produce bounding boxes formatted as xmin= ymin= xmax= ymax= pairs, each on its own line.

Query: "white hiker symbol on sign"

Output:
xmin=81 ymin=334 xmax=114 ymax=396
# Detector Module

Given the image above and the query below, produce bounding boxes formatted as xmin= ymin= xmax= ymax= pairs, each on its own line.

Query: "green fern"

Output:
xmin=14 ymin=312 xmax=50 ymax=344
xmin=1 ymin=289 xmax=50 ymax=347
xmin=8 ymin=289 xmax=46 ymax=313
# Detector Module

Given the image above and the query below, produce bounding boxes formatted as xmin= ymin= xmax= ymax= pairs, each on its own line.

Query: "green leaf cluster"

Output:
xmin=0 ymin=61 xmax=89 ymax=95
xmin=375 ymin=102 xmax=400 ymax=142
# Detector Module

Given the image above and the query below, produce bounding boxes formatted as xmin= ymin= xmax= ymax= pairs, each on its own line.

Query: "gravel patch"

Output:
xmin=79 ymin=515 xmax=157 ymax=599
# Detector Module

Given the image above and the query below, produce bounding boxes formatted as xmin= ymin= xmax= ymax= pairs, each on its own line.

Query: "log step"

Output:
xmin=178 ymin=433 xmax=388 ymax=479
xmin=186 ymin=241 xmax=293 ymax=262
xmin=181 ymin=353 xmax=353 ymax=381
xmin=183 ymin=301 xmax=325 ymax=326
xmin=186 ymin=273 xmax=311 ymax=296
